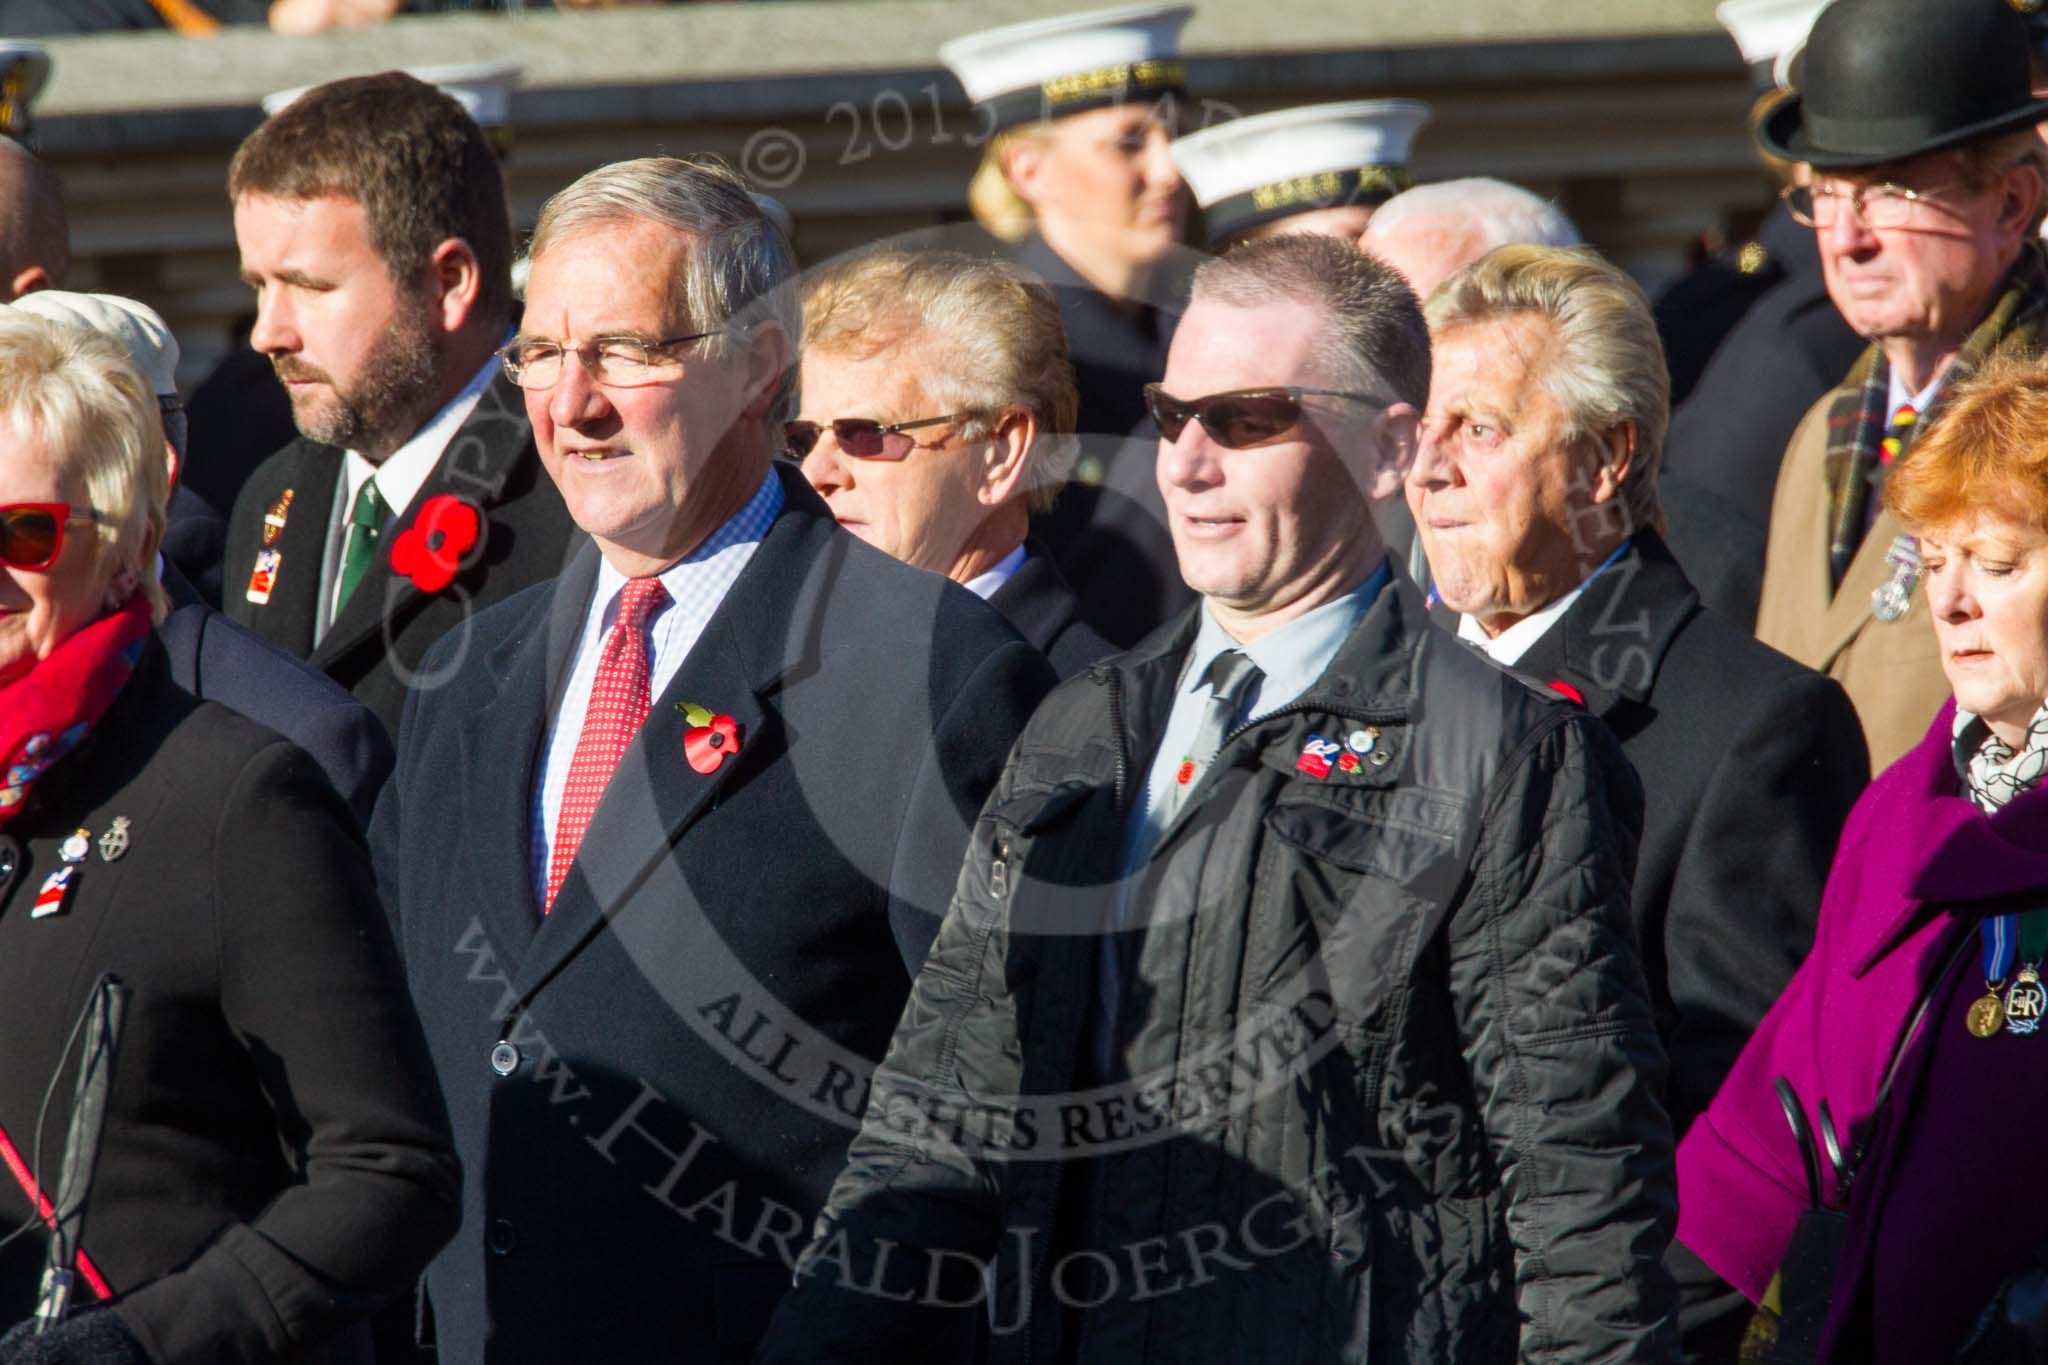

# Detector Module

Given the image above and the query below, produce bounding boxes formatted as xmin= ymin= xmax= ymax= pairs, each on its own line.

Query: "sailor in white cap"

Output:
xmin=1172 ymin=98 xmax=1431 ymax=249
xmin=940 ymin=3 xmax=1196 ymax=649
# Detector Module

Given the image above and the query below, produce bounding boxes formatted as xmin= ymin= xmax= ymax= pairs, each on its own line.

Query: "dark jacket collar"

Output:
xmin=313 ymin=372 xmax=537 ymax=668
xmin=1106 ymin=562 xmax=1428 ymax=747
xmin=1501 ymin=529 xmax=1697 ymax=717
xmin=987 ymin=539 xmax=1082 ymax=656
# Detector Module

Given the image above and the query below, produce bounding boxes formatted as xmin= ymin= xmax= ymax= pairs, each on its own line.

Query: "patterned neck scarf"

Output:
xmin=0 ymin=593 xmax=151 ymax=826
xmin=1825 ymin=239 xmax=2048 ymax=593
xmin=1954 ymin=701 xmax=2048 ymax=814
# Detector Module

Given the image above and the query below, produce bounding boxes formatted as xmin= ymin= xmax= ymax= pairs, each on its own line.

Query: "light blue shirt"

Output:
xmin=529 ymin=472 xmax=783 ymax=902
xmin=1124 ymin=560 xmax=1393 ymax=868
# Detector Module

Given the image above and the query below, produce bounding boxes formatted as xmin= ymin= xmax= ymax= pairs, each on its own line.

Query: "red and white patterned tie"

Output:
xmin=545 ymin=576 xmax=670 ymax=913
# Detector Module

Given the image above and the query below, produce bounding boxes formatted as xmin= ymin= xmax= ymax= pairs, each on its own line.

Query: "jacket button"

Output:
xmin=490 ymin=1042 xmax=520 ymax=1076
xmin=487 ymin=1218 xmax=517 ymax=1256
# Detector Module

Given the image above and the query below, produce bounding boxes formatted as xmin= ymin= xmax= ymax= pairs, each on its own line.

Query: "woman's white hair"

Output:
xmin=0 ymin=308 xmax=167 ymax=621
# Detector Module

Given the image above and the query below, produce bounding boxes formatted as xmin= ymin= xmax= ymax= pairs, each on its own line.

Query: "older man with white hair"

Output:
xmin=1360 ymin=176 xmax=1581 ymax=300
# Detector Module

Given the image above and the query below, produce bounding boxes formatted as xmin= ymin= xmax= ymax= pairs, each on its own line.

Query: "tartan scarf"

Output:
xmin=1823 ymin=239 xmax=2048 ymax=591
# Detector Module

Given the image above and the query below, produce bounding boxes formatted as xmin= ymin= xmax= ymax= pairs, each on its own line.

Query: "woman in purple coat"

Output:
xmin=1677 ymin=354 xmax=2048 ymax=1361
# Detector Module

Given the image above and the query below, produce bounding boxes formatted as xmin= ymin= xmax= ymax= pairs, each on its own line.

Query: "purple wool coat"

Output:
xmin=1677 ymin=700 xmax=2048 ymax=1356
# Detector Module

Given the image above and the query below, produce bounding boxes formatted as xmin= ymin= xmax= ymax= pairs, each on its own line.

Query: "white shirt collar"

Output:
xmin=960 ymin=542 xmax=1028 ymax=601
xmin=1885 ymin=363 xmax=1944 ymax=427
xmin=1458 ymin=586 xmax=1584 ymax=666
xmin=339 ymin=349 xmax=501 ymax=521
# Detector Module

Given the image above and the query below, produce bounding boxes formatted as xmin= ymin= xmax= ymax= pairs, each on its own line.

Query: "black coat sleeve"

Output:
xmin=885 ymin=638 xmax=1055 ymax=973
xmin=110 ymin=741 xmax=460 ymax=1365
xmin=1453 ymin=711 xmax=1681 ymax=1364
xmin=1660 ymin=671 xmax=1869 ymax=1133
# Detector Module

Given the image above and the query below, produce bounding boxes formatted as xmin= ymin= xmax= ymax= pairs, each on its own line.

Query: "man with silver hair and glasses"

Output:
xmin=369 ymin=158 xmax=1054 ymax=1362
xmin=795 ymin=248 xmax=1115 ymax=678
xmin=1359 ymin=175 xmax=1583 ymax=302
xmin=760 ymin=233 xmax=1677 ymax=1365
xmin=1408 ymin=243 xmax=1870 ymax=1359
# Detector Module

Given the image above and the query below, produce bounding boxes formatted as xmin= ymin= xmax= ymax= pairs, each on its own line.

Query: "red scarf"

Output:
xmin=0 ymin=593 xmax=151 ymax=827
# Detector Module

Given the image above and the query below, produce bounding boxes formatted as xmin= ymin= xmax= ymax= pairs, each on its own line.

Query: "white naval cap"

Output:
xmin=1715 ymin=0 xmax=1833 ymax=90
xmin=10 ymin=291 xmax=179 ymax=399
xmin=0 ymin=41 xmax=49 ymax=146
xmin=939 ymin=3 xmax=1193 ymax=134
xmin=262 ymin=61 xmax=522 ymax=128
xmin=1172 ymin=99 xmax=1432 ymax=244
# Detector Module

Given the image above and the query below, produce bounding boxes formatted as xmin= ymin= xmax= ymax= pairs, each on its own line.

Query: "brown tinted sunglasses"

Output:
xmin=0 ymin=503 xmax=100 ymax=571
xmin=1144 ymin=385 xmax=1382 ymax=448
xmin=785 ymin=412 xmax=977 ymax=462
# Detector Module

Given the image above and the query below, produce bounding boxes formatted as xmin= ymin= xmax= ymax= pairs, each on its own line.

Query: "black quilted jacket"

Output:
xmin=757 ymin=578 xmax=1681 ymax=1365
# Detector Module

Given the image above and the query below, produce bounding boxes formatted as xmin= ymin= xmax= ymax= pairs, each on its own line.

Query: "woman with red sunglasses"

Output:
xmin=0 ymin=310 xmax=456 ymax=1365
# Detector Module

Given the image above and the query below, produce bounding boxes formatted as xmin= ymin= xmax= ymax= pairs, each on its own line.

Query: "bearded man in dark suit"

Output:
xmin=370 ymin=157 xmax=1055 ymax=1364
xmin=221 ymin=71 xmax=576 ymax=738
xmin=1409 ymin=243 xmax=1870 ymax=1360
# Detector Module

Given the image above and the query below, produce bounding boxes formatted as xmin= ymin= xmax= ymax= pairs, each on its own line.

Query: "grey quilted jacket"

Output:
xmin=756 ymin=578 xmax=1680 ymax=1364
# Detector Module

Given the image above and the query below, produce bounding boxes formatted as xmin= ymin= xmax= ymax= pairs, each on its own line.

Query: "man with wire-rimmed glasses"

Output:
xmin=369 ymin=155 xmax=1054 ymax=1365
xmin=792 ymin=248 xmax=1116 ymax=679
xmin=1753 ymin=0 xmax=2048 ymax=771
xmin=760 ymin=232 xmax=1679 ymax=1365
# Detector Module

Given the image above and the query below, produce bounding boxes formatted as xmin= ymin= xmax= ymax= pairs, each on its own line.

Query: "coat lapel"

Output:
xmin=1517 ymin=531 xmax=1695 ymax=721
xmin=234 ymin=442 xmax=335 ymax=657
xmin=1814 ymin=506 xmax=1910 ymax=672
xmin=506 ymin=469 xmax=838 ymax=1003
xmin=452 ymin=552 xmax=595 ymax=968
xmin=312 ymin=375 xmax=536 ymax=670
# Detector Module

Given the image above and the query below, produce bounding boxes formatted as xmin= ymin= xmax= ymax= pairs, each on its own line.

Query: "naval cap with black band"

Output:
xmin=939 ymin=2 xmax=1194 ymax=135
xmin=1171 ymin=99 xmax=1432 ymax=245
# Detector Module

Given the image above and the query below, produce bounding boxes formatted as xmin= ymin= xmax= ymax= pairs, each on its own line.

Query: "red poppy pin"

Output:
xmin=1547 ymin=680 xmax=1586 ymax=706
xmin=389 ymin=495 xmax=483 ymax=593
xmin=677 ymin=702 xmax=742 ymax=774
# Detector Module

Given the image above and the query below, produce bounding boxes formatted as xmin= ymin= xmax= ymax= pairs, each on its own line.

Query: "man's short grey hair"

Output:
xmin=1368 ymin=178 xmax=1582 ymax=257
xmin=1425 ymin=244 xmax=1669 ymax=531
xmin=521 ymin=156 xmax=801 ymax=428
xmin=1189 ymin=232 xmax=1430 ymax=412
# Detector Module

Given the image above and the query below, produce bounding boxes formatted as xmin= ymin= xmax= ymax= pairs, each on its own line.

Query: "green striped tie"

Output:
xmin=335 ymin=479 xmax=387 ymax=613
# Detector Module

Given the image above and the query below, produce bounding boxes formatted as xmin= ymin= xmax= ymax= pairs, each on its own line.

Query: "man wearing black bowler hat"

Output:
xmin=1753 ymin=0 xmax=2048 ymax=772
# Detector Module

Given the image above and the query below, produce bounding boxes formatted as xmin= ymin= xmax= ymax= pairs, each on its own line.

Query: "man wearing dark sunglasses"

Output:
xmin=761 ymin=233 xmax=1679 ymax=1364
xmin=794 ymin=249 xmax=1116 ymax=680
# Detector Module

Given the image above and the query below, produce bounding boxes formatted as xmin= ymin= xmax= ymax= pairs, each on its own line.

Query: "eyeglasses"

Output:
xmin=0 ymin=503 xmax=100 ymax=571
xmin=784 ymin=413 xmax=978 ymax=461
xmin=1780 ymin=178 xmax=1969 ymax=230
xmin=1143 ymin=384 xmax=1381 ymax=448
xmin=496 ymin=331 xmax=720 ymax=390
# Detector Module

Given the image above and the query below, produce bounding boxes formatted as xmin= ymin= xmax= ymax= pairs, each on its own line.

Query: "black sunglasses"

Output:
xmin=785 ymin=412 xmax=977 ymax=461
xmin=1143 ymin=384 xmax=1381 ymax=448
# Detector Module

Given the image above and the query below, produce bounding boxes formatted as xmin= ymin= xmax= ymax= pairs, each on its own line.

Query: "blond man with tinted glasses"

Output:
xmin=795 ymin=249 xmax=1113 ymax=678
xmin=760 ymin=233 xmax=1677 ymax=1365
xmin=1752 ymin=0 xmax=2048 ymax=770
